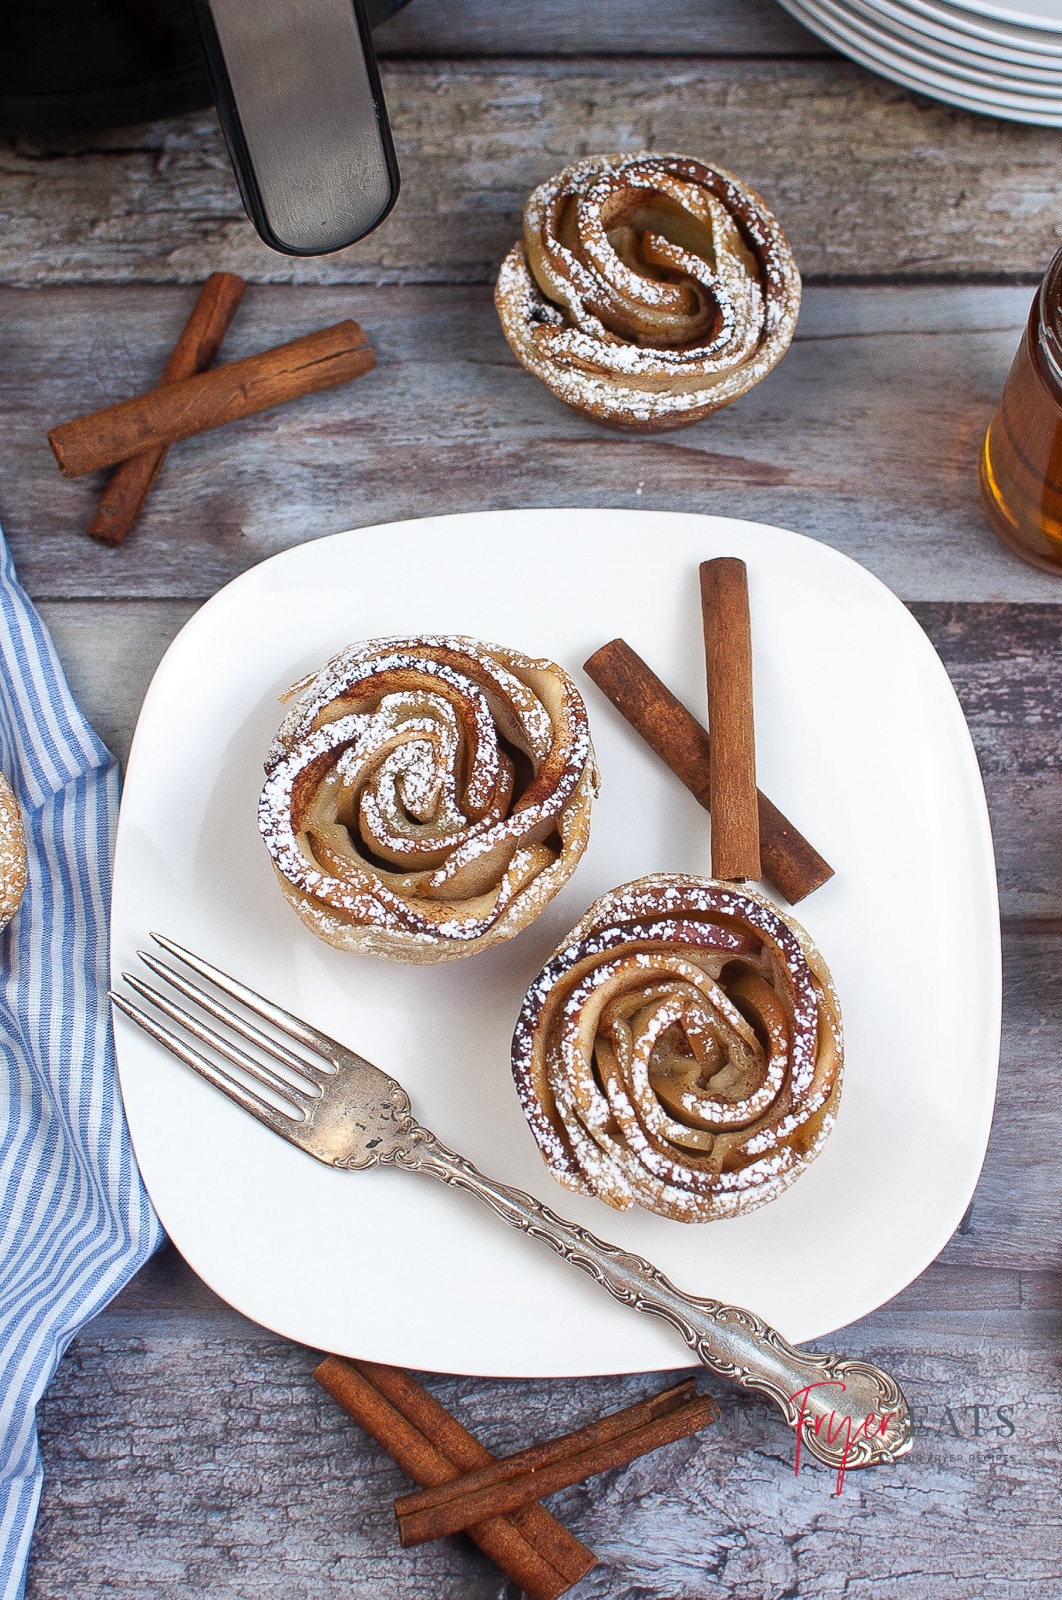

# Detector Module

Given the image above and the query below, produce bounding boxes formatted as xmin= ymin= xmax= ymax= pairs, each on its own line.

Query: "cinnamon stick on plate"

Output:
xmin=88 ymin=272 xmax=246 ymax=546
xmin=583 ymin=638 xmax=832 ymax=904
xmin=700 ymin=557 xmax=762 ymax=883
xmin=315 ymin=1356 xmax=596 ymax=1600
xmin=395 ymin=1379 xmax=718 ymax=1547
xmin=48 ymin=320 xmax=374 ymax=478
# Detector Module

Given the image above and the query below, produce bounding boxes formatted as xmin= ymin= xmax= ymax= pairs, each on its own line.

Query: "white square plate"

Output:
xmin=112 ymin=510 xmax=1001 ymax=1376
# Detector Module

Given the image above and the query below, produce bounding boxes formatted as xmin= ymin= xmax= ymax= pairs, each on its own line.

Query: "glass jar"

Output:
xmin=980 ymin=247 xmax=1062 ymax=574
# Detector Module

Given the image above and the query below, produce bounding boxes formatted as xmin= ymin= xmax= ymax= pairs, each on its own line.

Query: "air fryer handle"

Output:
xmin=191 ymin=0 xmax=399 ymax=257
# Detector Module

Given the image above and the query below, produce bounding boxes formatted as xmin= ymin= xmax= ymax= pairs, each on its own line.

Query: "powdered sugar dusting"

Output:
xmin=511 ymin=873 xmax=843 ymax=1224
xmin=496 ymin=152 xmax=801 ymax=432
xmin=258 ymin=637 xmax=598 ymax=963
xmin=0 ymin=773 xmax=26 ymax=931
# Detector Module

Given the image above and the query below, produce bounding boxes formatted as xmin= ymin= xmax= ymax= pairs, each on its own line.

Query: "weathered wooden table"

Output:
xmin=3 ymin=1 xmax=1061 ymax=1593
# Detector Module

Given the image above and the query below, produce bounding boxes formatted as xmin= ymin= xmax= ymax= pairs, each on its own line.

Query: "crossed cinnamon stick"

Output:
xmin=315 ymin=1355 xmax=717 ymax=1600
xmin=48 ymin=273 xmax=375 ymax=546
xmin=584 ymin=637 xmax=833 ymax=904
xmin=84 ymin=272 xmax=246 ymax=545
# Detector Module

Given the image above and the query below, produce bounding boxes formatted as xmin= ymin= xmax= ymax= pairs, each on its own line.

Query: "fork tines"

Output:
xmin=110 ymin=935 xmax=339 ymax=1135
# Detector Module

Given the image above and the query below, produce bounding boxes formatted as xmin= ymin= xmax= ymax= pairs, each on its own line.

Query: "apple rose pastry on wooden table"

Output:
xmin=0 ymin=773 xmax=26 ymax=931
xmin=511 ymin=874 xmax=842 ymax=1222
xmin=258 ymin=636 xmax=598 ymax=962
xmin=495 ymin=152 xmax=800 ymax=432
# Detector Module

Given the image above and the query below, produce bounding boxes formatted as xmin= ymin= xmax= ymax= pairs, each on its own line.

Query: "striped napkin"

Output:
xmin=0 ymin=530 xmax=162 ymax=1600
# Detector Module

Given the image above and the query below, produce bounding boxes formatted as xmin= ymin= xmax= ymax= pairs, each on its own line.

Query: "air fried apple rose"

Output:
xmin=259 ymin=636 xmax=598 ymax=962
xmin=0 ymin=774 xmax=26 ymax=932
xmin=511 ymin=874 xmax=842 ymax=1222
xmin=495 ymin=152 xmax=800 ymax=432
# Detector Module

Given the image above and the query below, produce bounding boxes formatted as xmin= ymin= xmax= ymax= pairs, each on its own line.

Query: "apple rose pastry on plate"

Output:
xmin=495 ymin=151 xmax=800 ymax=432
xmin=258 ymin=636 xmax=598 ymax=962
xmin=512 ymin=874 xmax=842 ymax=1222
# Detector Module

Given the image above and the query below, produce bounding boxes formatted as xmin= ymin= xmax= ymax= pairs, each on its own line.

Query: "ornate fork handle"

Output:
xmin=389 ymin=1127 xmax=911 ymax=1476
xmin=113 ymin=937 xmax=912 ymax=1480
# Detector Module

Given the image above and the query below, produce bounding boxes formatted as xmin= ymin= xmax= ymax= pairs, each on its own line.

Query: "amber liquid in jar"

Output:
xmin=980 ymin=250 xmax=1062 ymax=573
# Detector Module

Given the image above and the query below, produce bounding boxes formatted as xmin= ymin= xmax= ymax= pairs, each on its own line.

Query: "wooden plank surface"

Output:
xmin=32 ymin=593 xmax=1062 ymax=921
xmin=6 ymin=283 xmax=1061 ymax=606
xmin=9 ymin=1 xmax=1062 ymax=1592
xmin=25 ymin=935 xmax=1062 ymax=1596
xmin=29 ymin=592 xmax=1062 ymax=1283
xmin=25 ymin=919 xmax=1057 ymax=1311
xmin=372 ymin=0 xmax=828 ymax=57
xmin=4 ymin=59 xmax=1062 ymax=288
xmin=936 ymin=927 xmax=1062 ymax=1273
xmin=26 ymin=1319 xmax=1062 ymax=1597
xmin=914 ymin=606 xmax=1062 ymax=921
xmin=31 ymin=593 xmax=1061 ymax=1586
xmin=37 ymin=602 xmax=197 ymax=767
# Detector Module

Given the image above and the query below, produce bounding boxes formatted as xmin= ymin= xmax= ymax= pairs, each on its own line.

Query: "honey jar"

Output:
xmin=980 ymin=248 xmax=1062 ymax=573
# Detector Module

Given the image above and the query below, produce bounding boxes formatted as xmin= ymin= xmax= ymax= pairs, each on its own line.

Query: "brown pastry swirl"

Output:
xmin=258 ymin=636 xmax=598 ymax=962
xmin=0 ymin=773 xmax=26 ymax=932
xmin=512 ymin=874 xmax=842 ymax=1222
xmin=495 ymin=152 xmax=800 ymax=432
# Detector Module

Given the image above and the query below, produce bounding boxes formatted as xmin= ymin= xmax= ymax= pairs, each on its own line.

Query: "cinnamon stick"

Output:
xmin=49 ymin=321 xmax=374 ymax=478
xmin=354 ymin=1358 xmax=595 ymax=1583
xmin=315 ymin=1356 xmax=596 ymax=1600
xmin=87 ymin=272 xmax=246 ymax=545
xmin=700 ymin=558 xmax=761 ymax=882
xmin=396 ymin=1379 xmax=718 ymax=1547
xmin=582 ymin=639 xmax=833 ymax=903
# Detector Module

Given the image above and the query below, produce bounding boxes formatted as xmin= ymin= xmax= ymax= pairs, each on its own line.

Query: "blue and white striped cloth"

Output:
xmin=0 ymin=529 xmax=162 ymax=1600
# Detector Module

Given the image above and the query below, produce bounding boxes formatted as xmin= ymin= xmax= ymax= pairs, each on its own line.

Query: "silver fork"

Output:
xmin=111 ymin=935 xmax=912 ymax=1477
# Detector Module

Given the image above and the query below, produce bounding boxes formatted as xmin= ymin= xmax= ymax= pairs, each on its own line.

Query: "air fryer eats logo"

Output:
xmin=788 ymin=1384 xmax=896 ymax=1494
xmin=727 ymin=1389 xmax=1018 ymax=1495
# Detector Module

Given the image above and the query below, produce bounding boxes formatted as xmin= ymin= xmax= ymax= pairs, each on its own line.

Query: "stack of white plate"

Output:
xmin=777 ymin=0 xmax=1062 ymax=124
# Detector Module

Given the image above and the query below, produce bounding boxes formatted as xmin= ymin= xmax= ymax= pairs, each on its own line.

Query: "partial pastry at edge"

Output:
xmin=511 ymin=873 xmax=843 ymax=1222
xmin=259 ymin=636 xmax=598 ymax=963
xmin=495 ymin=152 xmax=801 ymax=433
xmin=0 ymin=773 xmax=25 ymax=932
